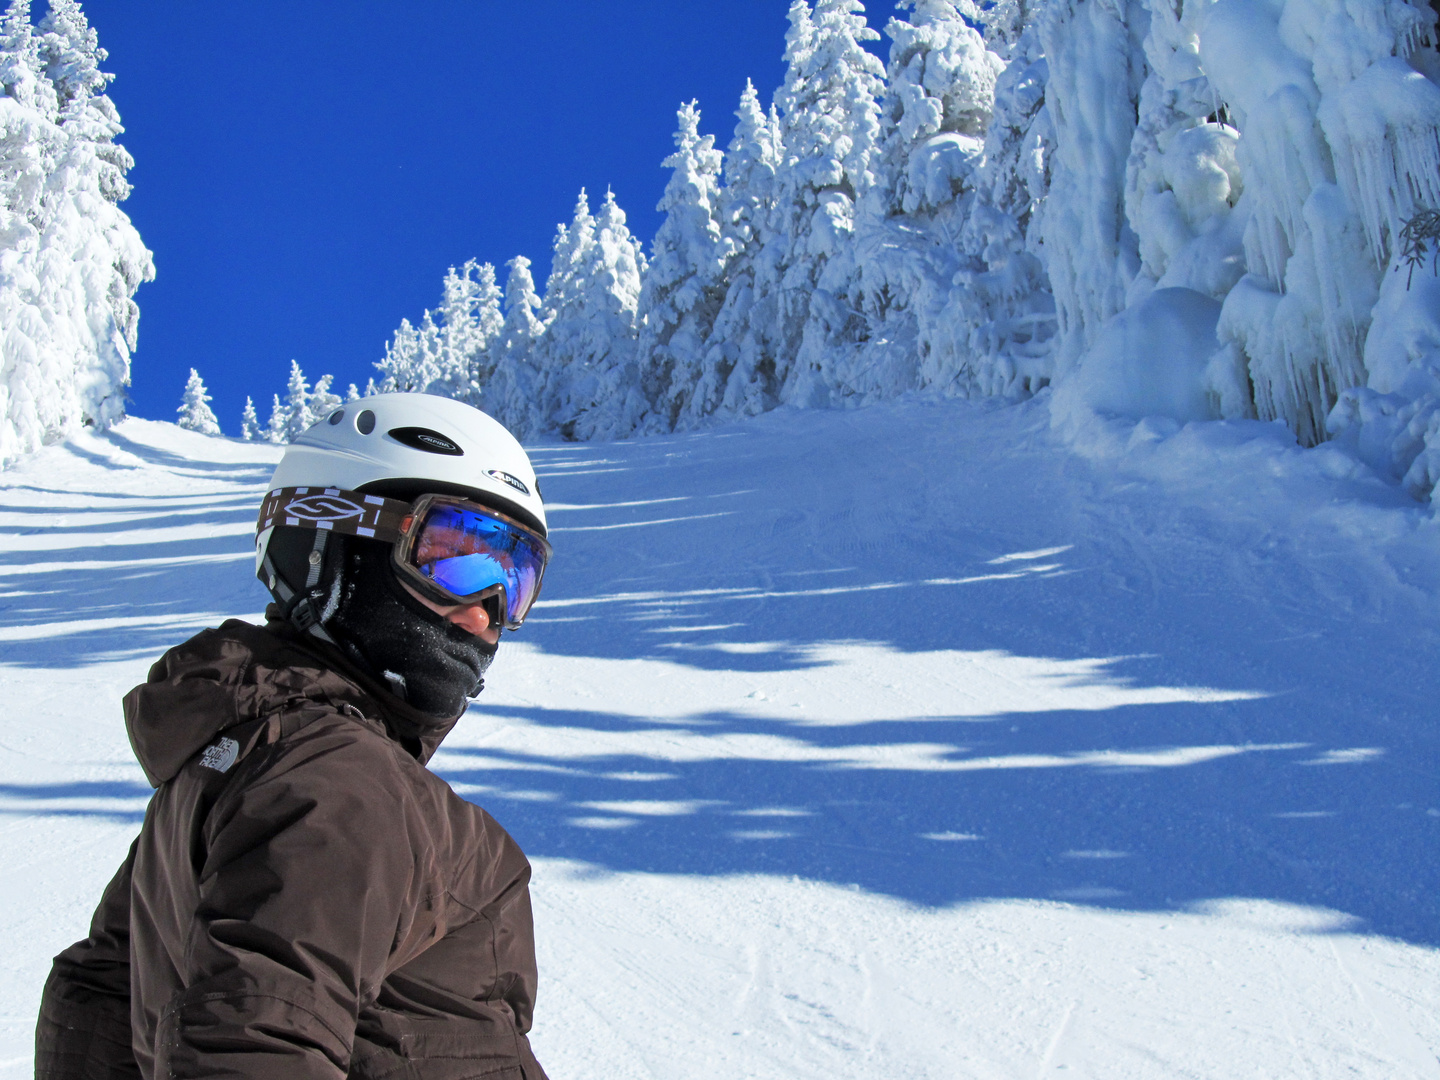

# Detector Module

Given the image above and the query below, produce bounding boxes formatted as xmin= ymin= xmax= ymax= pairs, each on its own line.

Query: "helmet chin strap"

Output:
xmin=263 ymin=528 xmax=338 ymax=645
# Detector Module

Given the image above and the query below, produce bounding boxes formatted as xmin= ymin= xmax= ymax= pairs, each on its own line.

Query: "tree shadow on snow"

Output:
xmin=0 ymin=489 xmax=272 ymax=668
xmin=442 ymin=693 xmax=1437 ymax=946
xmin=0 ymin=779 xmax=150 ymax=824
xmin=447 ymin=419 xmax=1440 ymax=947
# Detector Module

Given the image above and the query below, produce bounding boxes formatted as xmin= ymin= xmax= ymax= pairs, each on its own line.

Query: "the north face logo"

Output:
xmin=199 ymin=737 xmax=240 ymax=774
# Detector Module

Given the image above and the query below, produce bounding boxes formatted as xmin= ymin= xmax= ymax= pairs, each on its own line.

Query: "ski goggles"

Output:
xmin=258 ymin=487 xmax=551 ymax=629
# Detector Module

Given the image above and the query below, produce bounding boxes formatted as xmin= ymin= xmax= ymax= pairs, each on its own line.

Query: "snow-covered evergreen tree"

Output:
xmin=176 ymin=368 xmax=219 ymax=435
xmin=309 ymin=372 xmax=341 ymax=419
xmin=239 ymin=395 xmax=260 ymax=441
xmin=630 ymin=101 xmax=727 ymax=434
xmin=694 ymin=81 xmax=782 ymax=424
xmin=281 ymin=360 xmax=313 ymax=441
xmin=264 ymin=393 xmax=288 ymax=444
xmin=0 ymin=0 xmax=152 ymax=468
xmin=1208 ymin=0 xmax=1435 ymax=447
xmin=551 ymin=189 xmax=648 ymax=440
xmin=375 ymin=315 xmax=439 ymax=395
xmin=374 ymin=259 xmax=504 ymax=407
xmin=519 ymin=189 xmax=648 ymax=440
xmin=849 ymin=0 xmax=1004 ymax=400
xmin=1032 ymin=0 xmax=1148 ymax=376
xmin=764 ymin=0 xmax=887 ymax=409
xmin=430 ymin=259 xmax=504 ymax=406
xmin=485 ymin=255 xmax=547 ymax=438
xmin=872 ymin=0 xmax=997 ymax=218
xmin=931 ymin=7 xmax=1055 ymax=398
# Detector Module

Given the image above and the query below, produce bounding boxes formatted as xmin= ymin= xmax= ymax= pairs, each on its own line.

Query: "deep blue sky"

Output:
xmin=79 ymin=2 xmax=903 ymax=429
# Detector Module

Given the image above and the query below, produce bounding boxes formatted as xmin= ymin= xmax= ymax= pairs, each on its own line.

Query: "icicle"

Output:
xmin=1319 ymin=56 xmax=1440 ymax=268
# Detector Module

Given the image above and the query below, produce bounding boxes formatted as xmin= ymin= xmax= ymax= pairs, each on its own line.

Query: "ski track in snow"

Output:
xmin=1 ymin=402 xmax=1438 ymax=1077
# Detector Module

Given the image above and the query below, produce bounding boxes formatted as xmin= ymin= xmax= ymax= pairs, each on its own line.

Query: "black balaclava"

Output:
xmin=317 ymin=533 xmax=497 ymax=718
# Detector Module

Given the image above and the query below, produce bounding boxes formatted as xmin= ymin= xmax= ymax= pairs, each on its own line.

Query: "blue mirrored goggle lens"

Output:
xmin=410 ymin=505 xmax=547 ymax=624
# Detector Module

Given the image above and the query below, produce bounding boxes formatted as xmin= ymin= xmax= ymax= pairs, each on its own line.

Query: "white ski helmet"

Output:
xmin=256 ymin=393 xmax=547 ymax=584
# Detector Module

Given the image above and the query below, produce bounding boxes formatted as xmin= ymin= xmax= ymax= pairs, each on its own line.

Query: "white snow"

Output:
xmin=2 ymin=400 xmax=1438 ymax=1077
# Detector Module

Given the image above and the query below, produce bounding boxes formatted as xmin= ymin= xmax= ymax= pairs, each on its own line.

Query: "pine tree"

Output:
xmin=486 ymin=255 xmax=547 ymax=438
xmin=36 ymin=0 xmax=152 ymax=425
xmin=1033 ymin=0 xmax=1146 ymax=374
xmin=309 ymin=372 xmax=341 ymax=420
xmin=554 ymin=189 xmax=648 ymax=441
xmin=0 ymin=0 xmax=52 ymax=114
xmin=0 ymin=0 xmax=151 ymax=467
xmin=240 ymin=395 xmax=260 ymax=441
xmin=375 ymin=316 xmax=439 ymax=394
xmin=872 ymin=0 xmax=998 ymax=218
xmin=631 ymin=100 xmax=727 ymax=434
xmin=265 ymin=393 xmax=288 ymax=444
xmin=762 ymin=0 xmax=886 ymax=409
xmin=0 ymin=0 xmax=56 ymax=463
xmin=540 ymin=190 xmax=596 ymax=323
xmin=344 ymin=383 xmax=361 ymax=402
xmin=37 ymin=0 xmax=105 ymax=117
xmin=846 ymin=0 xmax=1004 ymax=400
xmin=700 ymin=81 xmax=783 ymax=423
xmin=176 ymin=368 xmax=220 ymax=435
xmin=281 ymin=360 xmax=313 ymax=441
xmin=528 ymin=191 xmax=594 ymax=434
xmin=431 ymin=259 xmax=503 ymax=406
xmin=932 ymin=4 xmax=1055 ymax=398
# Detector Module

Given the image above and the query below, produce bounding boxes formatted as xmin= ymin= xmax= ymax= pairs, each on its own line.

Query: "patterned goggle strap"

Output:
xmin=256 ymin=487 xmax=412 ymax=543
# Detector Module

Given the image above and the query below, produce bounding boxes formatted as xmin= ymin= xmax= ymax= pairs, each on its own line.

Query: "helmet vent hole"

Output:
xmin=356 ymin=410 xmax=376 ymax=435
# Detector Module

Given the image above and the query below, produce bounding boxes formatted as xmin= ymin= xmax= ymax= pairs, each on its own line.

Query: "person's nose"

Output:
xmin=446 ymin=602 xmax=494 ymax=640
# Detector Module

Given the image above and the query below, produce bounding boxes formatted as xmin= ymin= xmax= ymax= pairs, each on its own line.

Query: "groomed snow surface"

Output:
xmin=2 ymin=399 xmax=1438 ymax=1077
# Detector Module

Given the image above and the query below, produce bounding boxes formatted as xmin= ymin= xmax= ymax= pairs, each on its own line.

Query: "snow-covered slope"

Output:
xmin=2 ymin=403 xmax=1438 ymax=1077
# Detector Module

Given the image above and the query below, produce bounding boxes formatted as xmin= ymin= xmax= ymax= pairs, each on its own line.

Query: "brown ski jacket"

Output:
xmin=35 ymin=618 xmax=549 ymax=1080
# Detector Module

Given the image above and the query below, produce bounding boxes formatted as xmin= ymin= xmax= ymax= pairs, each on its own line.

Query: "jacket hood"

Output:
xmin=123 ymin=619 xmax=463 ymax=787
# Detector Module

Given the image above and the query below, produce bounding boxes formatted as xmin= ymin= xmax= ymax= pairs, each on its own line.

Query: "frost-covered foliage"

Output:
xmin=254 ymin=360 xmax=353 ymax=444
xmin=695 ymin=81 xmax=781 ymax=424
xmin=629 ymin=101 xmax=727 ymax=435
xmin=856 ymin=0 xmax=1007 ymax=399
xmin=373 ymin=258 xmax=506 ymax=406
xmin=763 ymin=0 xmax=888 ymax=409
xmin=239 ymin=395 xmax=260 ymax=442
xmin=1041 ymin=0 xmax=1440 ymax=499
xmin=358 ymin=0 xmax=1440 ymax=508
xmin=483 ymin=256 xmax=547 ymax=440
xmin=0 ymin=0 xmax=153 ymax=468
xmin=176 ymin=368 xmax=219 ymax=435
xmin=937 ymin=10 xmax=1055 ymax=397
xmin=522 ymin=189 xmax=648 ymax=441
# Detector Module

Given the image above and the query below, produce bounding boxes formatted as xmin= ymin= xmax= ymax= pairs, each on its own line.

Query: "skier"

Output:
xmin=35 ymin=395 xmax=553 ymax=1079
